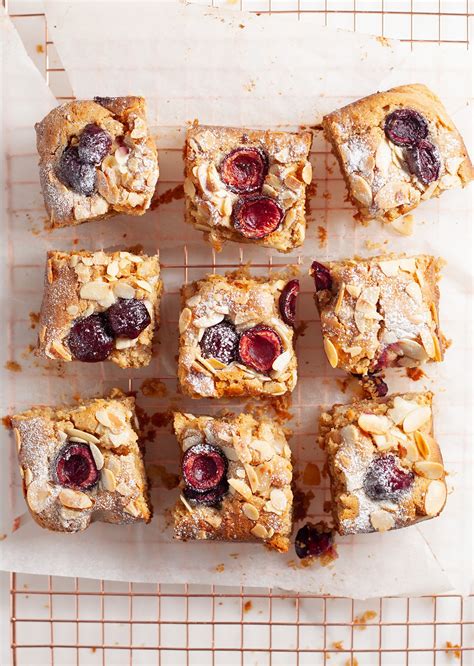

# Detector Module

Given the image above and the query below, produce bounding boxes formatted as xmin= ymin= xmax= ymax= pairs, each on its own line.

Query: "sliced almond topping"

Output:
xmin=13 ymin=428 xmax=21 ymax=452
xmin=399 ymin=257 xmax=416 ymax=273
xmin=414 ymin=461 xmax=444 ymax=480
xmin=424 ymin=480 xmax=447 ymax=517
xmin=107 ymin=260 xmax=119 ymax=278
xmin=50 ymin=340 xmax=73 ymax=362
xmin=26 ymin=481 xmax=53 ymax=513
xmin=108 ymin=430 xmax=130 ymax=448
xmin=250 ymin=523 xmax=268 ymax=539
xmin=403 ymin=406 xmax=431 ymax=433
xmin=115 ymin=337 xmax=138 ymax=350
xmin=79 ymin=281 xmax=111 ymax=301
xmin=95 ymin=407 xmax=126 ymax=432
xmin=349 ymin=174 xmax=373 ymax=207
xmin=398 ymin=339 xmax=429 ymax=362
xmin=135 ymin=279 xmax=153 ymax=293
xmin=89 ymin=443 xmax=104 ymax=470
xmin=302 ymin=162 xmax=313 ymax=184
xmin=114 ymin=282 xmax=136 ymax=299
xmin=24 ymin=467 xmax=33 ymax=486
xmin=405 ymin=281 xmax=423 ymax=304
xmin=124 ymin=500 xmax=141 ymax=518
xmin=404 ymin=441 xmax=419 ymax=462
xmin=372 ymin=434 xmax=391 ymax=451
xmin=63 ymin=427 xmax=100 ymax=445
xmin=179 ymin=308 xmax=192 ymax=334
xmin=59 ymin=488 xmax=93 ymax=510
xmin=334 ymin=283 xmax=345 ymax=314
xmin=346 ymin=284 xmax=362 ymax=299
xmin=116 ymin=481 xmax=133 ymax=497
xmin=206 ymin=358 xmax=227 ymax=370
xmin=358 ymin=413 xmax=390 ymax=435
xmin=414 ymin=431 xmax=432 ymax=459
xmin=179 ymin=494 xmax=194 ymax=513
xmin=193 ymin=312 xmax=225 ymax=329
xmin=432 ymin=333 xmax=442 ymax=362
xmin=370 ymin=509 xmax=395 ymax=532
xmin=270 ymin=489 xmax=287 ymax=512
xmin=242 ymin=502 xmax=259 ymax=521
xmin=220 ymin=445 xmax=239 ymax=462
xmin=228 ymin=478 xmax=252 ymax=501
xmin=323 ymin=337 xmax=339 ymax=368
xmin=387 ymin=396 xmax=418 ymax=425
xmin=419 ymin=329 xmax=436 ymax=359
xmin=375 ymin=138 xmax=392 ymax=173
xmin=378 ymin=260 xmax=399 ymax=277
xmin=244 ymin=464 xmax=259 ymax=494
xmin=272 ymin=350 xmax=292 ymax=374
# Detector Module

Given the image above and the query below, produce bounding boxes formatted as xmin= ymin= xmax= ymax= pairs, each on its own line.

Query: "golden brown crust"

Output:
xmin=312 ymin=253 xmax=444 ymax=375
xmin=37 ymin=250 xmax=162 ymax=369
xmin=35 ymin=97 xmax=159 ymax=228
xmin=173 ymin=412 xmax=293 ymax=551
xmin=184 ymin=124 xmax=313 ymax=252
xmin=323 ymin=84 xmax=473 ymax=224
xmin=319 ymin=392 xmax=447 ymax=535
xmin=11 ymin=394 xmax=151 ymax=533
xmin=178 ymin=269 xmax=298 ymax=398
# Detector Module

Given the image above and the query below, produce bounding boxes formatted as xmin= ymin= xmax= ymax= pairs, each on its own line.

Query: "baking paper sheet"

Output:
xmin=1 ymin=1 xmax=472 ymax=598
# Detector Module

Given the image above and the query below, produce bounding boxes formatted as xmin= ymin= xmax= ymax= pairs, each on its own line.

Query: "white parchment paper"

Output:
xmin=1 ymin=1 xmax=472 ymax=598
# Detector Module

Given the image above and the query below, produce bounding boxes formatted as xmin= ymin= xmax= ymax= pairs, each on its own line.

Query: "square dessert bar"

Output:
xmin=11 ymin=393 xmax=151 ymax=533
xmin=323 ymin=84 xmax=473 ymax=224
xmin=35 ymin=96 xmax=159 ymax=228
xmin=184 ymin=124 xmax=313 ymax=252
xmin=178 ymin=271 xmax=299 ymax=398
xmin=311 ymin=254 xmax=444 ymax=376
xmin=37 ymin=250 xmax=162 ymax=368
xmin=319 ymin=392 xmax=447 ymax=535
xmin=173 ymin=412 xmax=293 ymax=552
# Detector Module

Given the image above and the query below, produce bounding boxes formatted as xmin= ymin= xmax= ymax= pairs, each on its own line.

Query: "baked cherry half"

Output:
xmin=239 ymin=325 xmax=282 ymax=374
xmin=311 ymin=261 xmax=332 ymax=292
xmin=55 ymin=442 xmax=99 ymax=491
xmin=219 ymin=147 xmax=268 ymax=194
xmin=384 ymin=108 xmax=428 ymax=147
xmin=295 ymin=523 xmax=334 ymax=559
xmin=232 ymin=196 xmax=283 ymax=240
xmin=105 ymin=298 xmax=151 ymax=339
xmin=363 ymin=455 xmax=414 ymax=501
xmin=200 ymin=320 xmax=239 ymax=365
xmin=78 ymin=124 xmax=112 ymax=165
xmin=67 ymin=313 xmax=114 ymax=362
xmin=279 ymin=279 xmax=299 ymax=327
xmin=183 ymin=480 xmax=228 ymax=506
xmin=56 ymin=146 xmax=97 ymax=196
xmin=182 ymin=444 xmax=228 ymax=493
xmin=406 ymin=139 xmax=441 ymax=185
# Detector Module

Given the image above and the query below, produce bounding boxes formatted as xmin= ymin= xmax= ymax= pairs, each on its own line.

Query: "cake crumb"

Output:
xmin=445 ymin=642 xmax=461 ymax=659
xmin=364 ymin=239 xmax=386 ymax=251
xmin=317 ymin=225 xmax=327 ymax=248
xmin=323 ymin=500 xmax=332 ymax=514
xmin=353 ymin=610 xmax=377 ymax=629
xmin=344 ymin=658 xmax=358 ymax=666
xmin=140 ymin=378 xmax=168 ymax=397
xmin=332 ymin=641 xmax=344 ymax=650
xmin=243 ymin=600 xmax=252 ymax=613
xmin=336 ymin=377 xmax=351 ymax=394
xmin=5 ymin=361 xmax=21 ymax=373
xmin=2 ymin=416 xmax=12 ymax=429
xmin=29 ymin=312 xmax=40 ymax=329
xmin=302 ymin=462 xmax=321 ymax=486
xmin=406 ymin=367 xmax=425 ymax=381
xmin=376 ymin=35 xmax=391 ymax=47
xmin=36 ymin=44 xmax=44 ymax=53
xmin=292 ymin=487 xmax=315 ymax=522
xmin=215 ymin=563 xmax=225 ymax=573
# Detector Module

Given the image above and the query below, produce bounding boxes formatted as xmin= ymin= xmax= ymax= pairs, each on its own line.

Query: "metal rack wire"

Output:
xmin=5 ymin=1 xmax=474 ymax=664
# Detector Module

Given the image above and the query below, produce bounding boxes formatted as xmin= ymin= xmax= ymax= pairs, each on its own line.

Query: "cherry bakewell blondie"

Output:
xmin=11 ymin=393 xmax=151 ymax=533
xmin=173 ymin=412 xmax=293 ymax=552
xmin=319 ymin=392 xmax=447 ymax=535
xmin=311 ymin=254 xmax=444 ymax=376
xmin=35 ymin=96 xmax=159 ymax=228
xmin=184 ymin=124 xmax=313 ymax=252
xmin=323 ymin=84 xmax=473 ymax=224
xmin=37 ymin=250 xmax=162 ymax=368
xmin=178 ymin=271 xmax=299 ymax=398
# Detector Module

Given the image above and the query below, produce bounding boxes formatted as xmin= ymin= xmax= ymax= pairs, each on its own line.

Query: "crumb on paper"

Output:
xmin=36 ymin=44 xmax=44 ymax=53
xmin=406 ymin=367 xmax=425 ymax=381
xmin=302 ymin=462 xmax=321 ymax=486
xmin=150 ymin=184 xmax=184 ymax=210
xmin=12 ymin=516 xmax=21 ymax=532
xmin=243 ymin=600 xmax=252 ymax=613
xmin=353 ymin=610 xmax=377 ymax=629
xmin=332 ymin=641 xmax=344 ymax=650
xmin=29 ymin=311 xmax=40 ymax=329
xmin=376 ymin=35 xmax=391 ymax=47
xmin=90 ymin=647 xmax=97 ymax=654
xmin=336 ymin=377 xmax=351 ymax=394
xmin=0 ymin=534 xmax=6 ymax=541
xmin=147 ymin=464 xmax=179 ymax=490
xmin=244 ymin=80 xmax=256 ymax=92
xmin=344 ymin=658 xmax=359 ymax=666
xmin=364 ymin=239 xmax=387 ymax=251
xmin=5 ymin=361 xmax=21 ymax=373
xmin=322 ymin=190 xmax=331 ymax=201
xmin=323 ymin=500 xmax=332 ymax=514
xmin=215 ymin=563 xmax=225 ymax=573
xmin=317 ymin=225 xmax=327 ymax=248
xmin=390 ymin=214 xmax=414 ymax=236
xmin=140 ymin=378 xmax=168 ymax=397
xmin=292 ymin=487 xmax=315 ymax=523
xmin=229 ymin=553 xmax=239 ymax=559
xmin=445 ymin=642 xmax=461 ymax=659
xmin=2 ymin=415 xmax=12 ymax=429
xmin=21 ymin=344 xmax=35 ymax=359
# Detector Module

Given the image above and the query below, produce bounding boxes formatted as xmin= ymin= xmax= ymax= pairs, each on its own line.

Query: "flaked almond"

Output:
xmin=358 ymin=413 xmax=390 ymax=435
xmin=242 ymin=502 xmax=259 ymax=521
xmin=64 ymin=427 xmax=100 ymax=445
xmin=421 ymin=181 xmax=438 ymax=201
xmin=13 ymin=428 xmax=21 ymax=452
xmin=193 ymin=312 xmax=225 ymax=329
xmin=391 ymin=215 xmax=414 ymax=236
xmin=114 ymin=282 xmax=135 ymax=299
xmin=398 ymin=339 xmax=429 ymax=362
xmin=375 ymin=138 xmax=392 ymax=172
xmin=116 ymin=481 xmax=133 ymax=497
xmin=179 ymin=308 xmax=192 ymax=334
xmin=106 ymin=260 xmax=119 ymax=278
xmin=404 ymin=440 xmax=419 ymax=462
xmin=124 ymin=500 xmax=141 ymax=518
xmin=179 ymin=494 xmax=194 ymax=513
xmin=372 ymin=434 xmax=391 ymax=451
xmin=101 ymin=467 xmax=117 ymax=491
xmin=323 ymin=337 xmax=339 ymax=368
xmin=183 ymin=177 xmax=196 ymax=198
xmin=334 ymin=283 xmax=345 ymax=314
xmin=302 ymin=162 xmax=313 ymax=184
xmin=346 ymin=284 xmax=362 ymax=298
xmin=405 ymin=281 xmax=423 ymax=304
xmin=135 ymin=279 xmax=153 ymax=293
xmin=95 ymin=406 xmax=127 ymax=432
xmin=24 ymin=467 xmax=33 ymax=486
xmin=80 ymin=280 xmax=111 ymax=301
xmin=399 ymin=257 xmax=416 ymax=273
xmin=432 ymin=333 xmax=442 ymax=362
xmin=370 ymin=509 xmax=395 ymax=532
xmin=59 ymin=488 xmax=93 ymax=510
xmin=108 ymin=430 xmax=131 ymax=447
xmin=115 ymin=337 xmax=138 ymax=350
xmin=414 ymin=431 xmax=432 ymax=459
xmin=26 ymin=481 xmax=53 ymax=513
xmin=50 ymin=340 xmax=73 ymax=361
xmin=387 ymin=396 xmax=418 ymax=425
xmin=220 ymin=445 xmax=239 ymax=462
xmin=378 ymin=260 xmax=399 ymax=277
xmin=419 ymin=328 xmax=436 ymax=359
xmin=244 ymin=464 xmax=259 ymax=494
xmin=228 ymin=478 xmax=252 ymax=500
xmin=413 ymin=461 xmax=444 ymax=480
xmin=272 ymin=350 xmax=292 ymax=374
xmin=424 ymin=480 xmax=447 ymax=517
xmin=349 ymin=174 xmax=373 ymax=206
xmin=270 ymin=488 xmax=287 ymax=512
xmin=375 ymin=181 xmax=413 ymax=210
xmin=89 ymin=443 xmax=104 ymax=470
xmin=250 ymin=523 xmax=268 ymax=539
xmin=403 ymin=405 xmax=431 ymax=433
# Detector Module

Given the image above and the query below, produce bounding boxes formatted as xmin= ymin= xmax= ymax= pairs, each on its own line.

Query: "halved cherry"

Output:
xmin=363 ymin=455 xmax=414 ymax=500
xmin=219 ymin=147 xmax=268 ymax=193
xmin=182 ymin=444 xmax=227 ymax=493
xmin=200 ymin=321 xmax=239 ymax=365
xmin=67 ymin=313 xmax=114 ymax=363
xmin=55 ymin=442 xmax=99 ymax=491
xmin=232 ymin=196 xmax=283 ymax=240
xmin=106 ymin=298 xmax=151 ymax=339
xmin=238 ymin=325 xmax=282 ymax=374
xmin=406 ymin=139 xmax=441 ymax=184
xmin=183 ymin=480 xmax=228 ymax=506
xmin=279 ymin=279 xmax=299 ymax=327
xmin=384 ymin=108 xmax=428 ymax=147
xmin=295 ymin=523 xmax=334 ymax=559
xmin=311 ymin=261 xmax=332 ymax=292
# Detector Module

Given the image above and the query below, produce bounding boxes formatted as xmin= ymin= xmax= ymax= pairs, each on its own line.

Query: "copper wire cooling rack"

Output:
xmin=5 ymin=0 xmax=474 ymax=664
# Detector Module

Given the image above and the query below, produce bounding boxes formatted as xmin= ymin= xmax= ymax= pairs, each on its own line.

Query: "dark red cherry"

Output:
xmin=67 ymin=313 xmax=114 ymax=363
xmin=105 ymin=298 xmax=151 ymax=339
xmin=238 ymin=325 xmax=282 ymax=374
xmin=406 ymin=139 xmax=441 ymax=184
xmin=55 ymin=442 xmax=99 ymax=491
xmin=295 ymin=523 xmax=334 ymax=559
xmin=279 ymin=279 xmax=299 ymax=327
xmin=182 ymin=444 xmax=227 ymax=493
xmin=363 ymin=455 xmax=414 ymax=500
xmin=311 ymin=261 xmax=332 ymax=291
xmin=384 ymin=108 xmax=428 ymax=147
xmin=183 ymin=480 xmax=228 ymax=506
xmin=220 ymin=147 xmax=268 ymax=193
xmin=232 ymin=196 xmax=283 ymax=239
xmin=199 ymin=321 xmax=239 ymax=365
xmin=56 ymin=146 xmax=97 ymax=196
xmin=78 ymin=124 xmax=112 ymax=164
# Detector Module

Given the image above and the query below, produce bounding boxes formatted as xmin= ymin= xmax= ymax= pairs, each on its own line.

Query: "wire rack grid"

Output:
xmin=3 ymin=0 xmax=473 ymax=665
